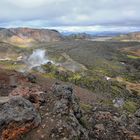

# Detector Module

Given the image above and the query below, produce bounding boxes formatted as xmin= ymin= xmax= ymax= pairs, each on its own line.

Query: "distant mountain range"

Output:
xmin=62 ymin=31 xmax=130 ymax=37
xmin=0 ymin=27 xmax=140 ymax=45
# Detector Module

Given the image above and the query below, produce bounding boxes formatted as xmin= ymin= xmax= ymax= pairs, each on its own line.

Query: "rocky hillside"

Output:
xmin=0 ymin=69 xmax=140 ymax=140
xmin=0 ymin=28 xmax=62 ymax=45
xmin=113 ymin=32 xmax=140 ymax=41
xmin=65 ymin=33 xmax=92 ymax=40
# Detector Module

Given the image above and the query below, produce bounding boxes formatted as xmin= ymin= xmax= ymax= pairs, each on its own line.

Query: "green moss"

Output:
xmin=68 ymin=73 xmax=82 ymax=84
xmin=90 ymin=61 xmax=123 ymax=78
xmin=42 ymin=64 xmax=57 ymax=73
xmin=127 ymin=55 xmax=140 ymax=59
xmin=42 ymin=73 xmax=56 ymax=79
xmin=80 ymin=103 xmax=92 ymax=112
xmin=122 ymin=71 xmax=140 ymax=83
xmin=111 ymin=85 xmax=123 ymax=96
xmin=102 ymin=99 xmax=113 ymax=106
xmin=40 ymin=63 xmax=136 ymax=102
xmin=0 ymin=61 xmax=25 ymax=70
xmin=123 ymin=101 xmax=137 ymax=113
xmin=18 ymin=45 xmax=28 ymax=48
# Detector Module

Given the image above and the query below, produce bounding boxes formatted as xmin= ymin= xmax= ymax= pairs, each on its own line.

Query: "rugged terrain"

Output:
xmin=0 ymin=68 xmax=140 ymax=140
xmin=0 ymin=28 xmax=140 ymax=140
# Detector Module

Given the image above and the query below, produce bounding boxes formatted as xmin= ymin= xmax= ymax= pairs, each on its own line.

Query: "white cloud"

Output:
xmin=7 ymin=0 xmax=46 ymax=8
xmin=0 ymin=0 xmax=140 ymax=27
xmin=50 ymin=25 xmax=140 ymax=33
xmin=1 ymin=20 xmax=140 ymax=33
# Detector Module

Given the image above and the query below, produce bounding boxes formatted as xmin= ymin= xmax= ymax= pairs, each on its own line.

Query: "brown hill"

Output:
xmin=113 ymin=32 xmax=140 ymax=41
xmin=0 ymin=28 xmax=62 ymax=45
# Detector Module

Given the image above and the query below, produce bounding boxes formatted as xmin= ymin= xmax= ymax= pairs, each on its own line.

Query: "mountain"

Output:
xmin=113 ymin=32 xmax=140 ymax=41
xmin=0 ymin=28 xmax=62 ymax=45
xmin=64 ymin=33 xmax=92 ymax=40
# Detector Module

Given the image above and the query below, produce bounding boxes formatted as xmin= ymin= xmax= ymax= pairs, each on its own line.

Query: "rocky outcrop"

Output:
xmin=52 ymin=84 xmax=88 ymax=139
xmin=23 ymin=83 xmax=89 ymax=140
xmin=10 ymin=85 xmax=46 ymax=107
xmin=88 ymin=105 xmax=140 ymax=140
xmin=0 ymin=96 xmax=41 ymax=140
xmin=0 ymin=68 xmax=140 ymax=140
xmin=0 ymin=71 xmax=89 ymax=140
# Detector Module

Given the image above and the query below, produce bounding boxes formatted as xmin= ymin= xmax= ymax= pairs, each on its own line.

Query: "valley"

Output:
xmin=0 ymin=28 xmax=140 ymax=140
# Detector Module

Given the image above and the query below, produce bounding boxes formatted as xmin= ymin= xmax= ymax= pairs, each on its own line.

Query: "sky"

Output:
xmin=0 ymin=0 xmax=140 ymax=33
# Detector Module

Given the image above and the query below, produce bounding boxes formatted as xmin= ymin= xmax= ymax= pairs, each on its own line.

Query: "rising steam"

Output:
xmin=27 ymin=49 xmax=53 ymax=69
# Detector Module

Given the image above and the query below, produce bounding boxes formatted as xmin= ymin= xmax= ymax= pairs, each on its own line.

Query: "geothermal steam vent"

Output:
xmin=27 ymin=49 xmax=52 ymax=69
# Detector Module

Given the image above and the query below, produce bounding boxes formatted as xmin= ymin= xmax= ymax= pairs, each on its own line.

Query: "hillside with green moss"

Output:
xmin=0 ymin=37 xmax=140 ymax=139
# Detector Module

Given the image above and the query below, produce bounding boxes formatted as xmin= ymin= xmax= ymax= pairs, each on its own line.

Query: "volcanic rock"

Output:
xmin=0 ymin=96 xmax=41 ymax=140
xmin=51 ymin=83 xmax=88 ymax=140
xmin=10 ymin=85 xmax=46 ymax=106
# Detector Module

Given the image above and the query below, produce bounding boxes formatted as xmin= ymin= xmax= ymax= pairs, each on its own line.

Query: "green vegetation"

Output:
xmin=0 ymin=40 xmax=140 ymax=114
xmin=38 ymin=59 xmax=140 ymax=113
xmin=80 ymin=103 xmax=92 ymax=112
xmin=123 ymin=100 xmax=138 ymax=113
xmin=0 ymin=61 xmax=25 ymax=70
xmin=40 ymin=63 xmax=132 ymax=101
xmin=127 ymin=55 xmax=140 ymax=59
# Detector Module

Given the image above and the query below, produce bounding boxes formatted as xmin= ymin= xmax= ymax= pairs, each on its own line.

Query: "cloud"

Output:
xmin=1 ymin=21 xmax=140 ymax=33
xmin=48 ymin=26 xmax=140 ymax=33
xmin=0 ymin=0 xmax=140 ymax=29
xmin=7 ymin=0 xmax=47 ymax=8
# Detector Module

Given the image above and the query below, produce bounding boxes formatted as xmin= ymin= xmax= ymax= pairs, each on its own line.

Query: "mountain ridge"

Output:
xmin=0 ymin=27 xmax=62 ymax=45
xmin=113 ymin=32 xmax=140 ymax=41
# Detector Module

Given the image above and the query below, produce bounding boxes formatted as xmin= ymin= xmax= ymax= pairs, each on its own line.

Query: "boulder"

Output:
xmin=0 ymin=96 xmax=41 ymax=140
